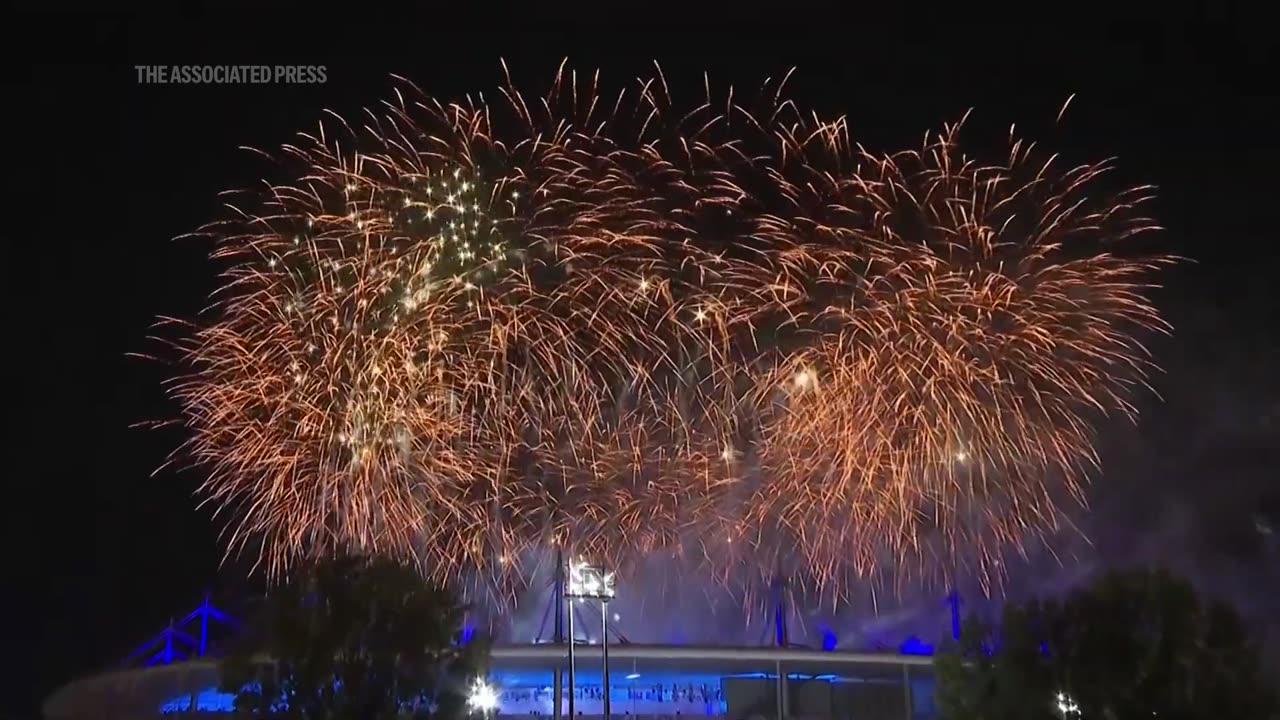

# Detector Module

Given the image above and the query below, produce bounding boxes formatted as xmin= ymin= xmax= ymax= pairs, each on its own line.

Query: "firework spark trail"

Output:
xmin=743 ymin=118 xmax=1173 ymax=592
xmin=171 ymin=65 xmax=781 ymax=590
xmin=168 ymin=65 xmax=1172 ymax=601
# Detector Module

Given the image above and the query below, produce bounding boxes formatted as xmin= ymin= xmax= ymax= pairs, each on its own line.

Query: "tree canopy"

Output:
xmin=220 ymin=555 xmax=488 ymax=720
xmin=936 ymin=568 xmax=1277 ymax=720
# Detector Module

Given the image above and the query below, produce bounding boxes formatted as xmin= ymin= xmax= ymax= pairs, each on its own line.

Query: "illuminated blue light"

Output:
xmin=821 ymin=628 xmax=838 ymax=651
xmin=160 ymin=688 xmax=240 ymax=713
xmin=947 ymin=591 xmax=962 ymax=640
xmin=125 ymin=596 xmax=237 ymax=668
xmin=898 ymin=636 xmax=934 ymax=656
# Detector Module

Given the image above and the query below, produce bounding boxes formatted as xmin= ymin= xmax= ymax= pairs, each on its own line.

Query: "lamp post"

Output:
xmin=565 ymin=560 xmax=616 ymax=720
xmin=566 ymin=592 xmax=575 ymax=720
xmin=601 ymin=596 xmax=610 ymax=720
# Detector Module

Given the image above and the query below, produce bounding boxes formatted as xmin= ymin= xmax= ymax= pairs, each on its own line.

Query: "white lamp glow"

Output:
xmin=566 ymin=561 xmax=615 ymax=600
xmin=468 ymin=680 xmax=499 ymax=713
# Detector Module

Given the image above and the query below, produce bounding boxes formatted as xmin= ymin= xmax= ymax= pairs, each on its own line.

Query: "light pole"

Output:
xmin=566 ymin=591 xmax=575 ymax=720
xmin=601 ymin=596 xmax=610 ymax=720
xmin=565 ymin=559 xmax=616 ymax=720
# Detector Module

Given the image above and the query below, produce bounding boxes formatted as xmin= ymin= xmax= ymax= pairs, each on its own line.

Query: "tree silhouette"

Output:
xmin=937 ymin=568 xmax=1277 ymax=720
xmin=221 ymin=555 xmax=488 ymax=719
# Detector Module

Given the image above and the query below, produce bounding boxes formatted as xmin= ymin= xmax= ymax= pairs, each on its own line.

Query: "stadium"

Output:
xmin=43 ymin=565 xmax=951 ymax=720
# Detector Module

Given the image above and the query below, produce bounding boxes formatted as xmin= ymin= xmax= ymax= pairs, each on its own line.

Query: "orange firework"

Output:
xmin=743 ymin=114 xmax=1173 ymax=592
xmin=167 ymin=65 xmax=1172 ymax=600
xmin=168 ymin=64 xmax=788 ymax=590
xmin=172 ymin=68 xmax=617 ymax=580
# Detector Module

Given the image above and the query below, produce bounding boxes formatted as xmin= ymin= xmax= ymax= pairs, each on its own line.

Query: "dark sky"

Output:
xmin=11 ymin=11 xmax=1279 ymax=716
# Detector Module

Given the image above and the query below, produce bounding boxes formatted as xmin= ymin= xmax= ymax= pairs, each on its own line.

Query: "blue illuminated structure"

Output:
xmin=947 ymin=590 xmax=962 ymax=640
xmin=122 ymin=584 xmax=956 ymax=664
xmin=122 ymin=594 xmax=237 ymax=668
xmin=771 ymin=575 xmax=791 ymax=647
xmin=44 ymin=578 xmax=963 ymax=719
xmin=126 ymin=645 xmax=938 ymax=718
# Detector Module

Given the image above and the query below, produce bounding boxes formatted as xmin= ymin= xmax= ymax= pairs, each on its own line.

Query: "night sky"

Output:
xmin=12 ymin=12 xmax=1278 ymax=716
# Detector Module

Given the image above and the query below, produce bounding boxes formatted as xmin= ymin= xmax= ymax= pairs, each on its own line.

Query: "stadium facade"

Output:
xmin=44 ymin=591 xmax=947 ymax=720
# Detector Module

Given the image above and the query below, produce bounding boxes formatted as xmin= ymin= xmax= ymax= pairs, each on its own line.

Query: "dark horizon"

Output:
xmin=12 ymin=13 xmax=1278 ymax=717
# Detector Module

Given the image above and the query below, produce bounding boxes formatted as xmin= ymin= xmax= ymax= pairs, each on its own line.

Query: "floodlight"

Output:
xmin=566 ymin=561 xmax=615 ymax=599
xmin=468 ymin=680 xmax=499 ymax=713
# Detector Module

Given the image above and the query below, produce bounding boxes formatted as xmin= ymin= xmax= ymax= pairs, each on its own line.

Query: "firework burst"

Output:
xmin=173 ymin=72 xmax=616 ymax=581
xmin=166 ymin=65 xmax=1172 ymax=602
xmin=742 ymin=115 xmax=1173 ymax=592
xmin=169 ymin=64 xmax=784 ymax=590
